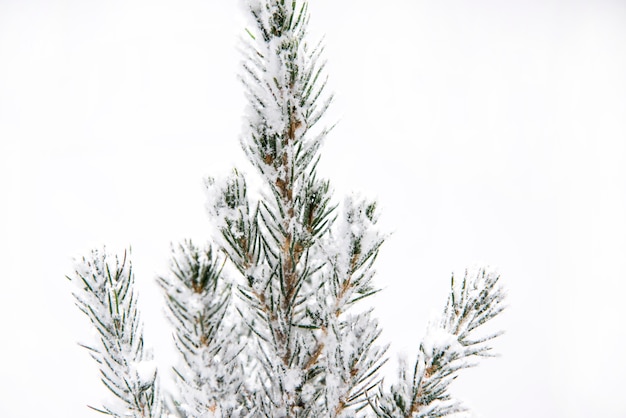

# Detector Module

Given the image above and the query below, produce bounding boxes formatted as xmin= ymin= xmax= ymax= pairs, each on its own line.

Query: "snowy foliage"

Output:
xmin=370 ymin=269 xmax=505 ymax=417
xmin=157 ymin=240 xmax=251 ymax=417
xmin=69 ymin=249 xmax=163 ymax=417
xmin=68 ymin=1 xmax=506 ymax=417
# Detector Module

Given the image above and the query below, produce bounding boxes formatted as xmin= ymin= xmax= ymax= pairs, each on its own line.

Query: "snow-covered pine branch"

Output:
xmin=157 ymin=240 xmax=251 ymax=417
xmin=68 ymin=249 xmax=163 ymax=417
xmin=370 ymin=269 xmax=506 ymax=418
xmin=316 ymin=195 xmax=389 ymax=414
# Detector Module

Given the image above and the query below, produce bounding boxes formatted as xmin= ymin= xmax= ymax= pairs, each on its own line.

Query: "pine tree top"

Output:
xmin=68 ymin=2 xmax=506 ymax=417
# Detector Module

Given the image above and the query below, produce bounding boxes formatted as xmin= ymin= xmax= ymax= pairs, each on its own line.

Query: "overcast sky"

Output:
xmin=1 ymin=1 xmax=626 ymax=417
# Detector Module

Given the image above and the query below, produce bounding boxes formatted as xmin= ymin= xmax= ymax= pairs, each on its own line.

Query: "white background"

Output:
xmin=1 ymin=1 xmax=625 ymax=417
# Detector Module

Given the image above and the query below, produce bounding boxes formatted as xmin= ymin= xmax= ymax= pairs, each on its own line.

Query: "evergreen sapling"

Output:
xmin=68 ymin=1 xmax=506 ymax=417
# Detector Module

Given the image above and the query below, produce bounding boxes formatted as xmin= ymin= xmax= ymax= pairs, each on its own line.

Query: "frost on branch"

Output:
xmin=370 ymin=269 xmax=506 ymax=417
xmin=239 ymin=0 xmax=331 ymax=191
xmin=158 ymin=240 xmax=251 ymax=417
xmin=205 ymin=170 xmax=261 ymax=276
xmin=68 ymin=249 xmax=163 ymax=418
